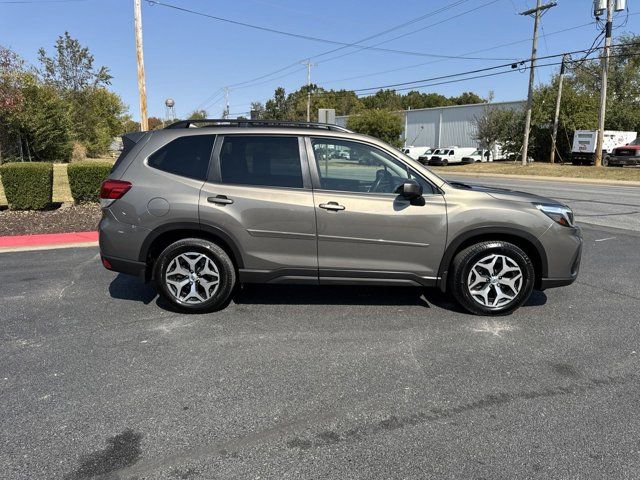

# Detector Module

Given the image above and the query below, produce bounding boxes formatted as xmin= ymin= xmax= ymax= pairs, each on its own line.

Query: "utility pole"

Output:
xmin=133 ymin=0 xmax=148 ymax=131
xmin=520 ymin=1 xmax=556 ymax=166
xmin=223 ymin=87 xmax=230 ymax=119
xmin=302 ymin=60 xmax=315 ymax=122
xmin=550 ymin=54 xmax=568 ymax=164
xmin=594 ymin=0 xmax=614 ymax=168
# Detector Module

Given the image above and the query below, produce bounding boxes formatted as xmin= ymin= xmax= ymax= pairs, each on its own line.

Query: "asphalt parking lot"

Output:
xmin=2 ymin=183 xmax=640 ymax=479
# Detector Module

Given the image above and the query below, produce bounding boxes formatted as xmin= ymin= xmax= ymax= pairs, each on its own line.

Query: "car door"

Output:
xmin=306 ymin=136 xmax=447 ymax=285
xmin=199 ymin=134 xmax=318 ymax=283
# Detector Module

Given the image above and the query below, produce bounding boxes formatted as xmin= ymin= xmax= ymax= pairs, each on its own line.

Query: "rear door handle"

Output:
xmin=319 ymin=202 xmax=345 ymax=211
xmin=207 ymin=195 xmax=234 ymax=205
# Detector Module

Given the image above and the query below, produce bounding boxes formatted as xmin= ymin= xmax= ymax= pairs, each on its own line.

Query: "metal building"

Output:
xmin=336 ymin=100 xmax=525 ymax=149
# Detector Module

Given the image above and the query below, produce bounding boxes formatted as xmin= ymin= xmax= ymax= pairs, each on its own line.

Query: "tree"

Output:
xmin=148 ymin=117 xmax=164 ymax=130
xmin=250 ymin=101 xmax=265 ymax=119
xmin=36 ymin=32 xmax=127 ymax=157
xmin=120 ymin=116 xmax=141 ymax=134
xmin=347 ymin=109 xmax=403 ymax=147
xmin=451 ymin=91 xmax=486 ymax=105
xmin=38 ymin=31 xmax=111 ymax=92
xmin=188 ymin=109 xmax=207 ymax=120
xmin=265 ymin=87 xmax=289 ymax=120
xmin=473 ymin=107 xmax=525 ymax=160
xmin=72 ymin=88 xmax=126 ymax=156
xmin=361 ymin=89 xmax=404 ymax=111
xmin=14 ymin=75 xmax=73 ymax=161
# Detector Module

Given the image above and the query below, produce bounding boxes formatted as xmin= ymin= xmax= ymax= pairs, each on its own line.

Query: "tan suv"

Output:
xmin=99 ymin=119 xmax=582 ymax=315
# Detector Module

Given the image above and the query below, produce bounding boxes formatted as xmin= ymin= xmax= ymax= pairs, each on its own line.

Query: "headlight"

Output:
xmin=535 ymin=203 xmax=575 ymax=227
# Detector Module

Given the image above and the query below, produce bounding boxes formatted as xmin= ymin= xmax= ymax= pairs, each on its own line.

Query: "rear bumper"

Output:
xmin=101 ymin=254 xmax=147 ymax=279
xmin=538 ymin=276 xmax=577 ymax=289
xmin=571 ymin=153 xmax=594 ymax=164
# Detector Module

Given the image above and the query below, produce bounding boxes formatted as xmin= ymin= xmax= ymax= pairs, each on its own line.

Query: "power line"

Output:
xmin=320 ymin=20 xmax=599 ymax=87
xmin=313 ymin=44 xmax=640 ymax=98
xmin=316 ymin=0 xmax=502 ymax=66
xmin=181 ymin=0 xmax=510 ymax=107
xmin=147 ymin=0 xmax=513 ymax=61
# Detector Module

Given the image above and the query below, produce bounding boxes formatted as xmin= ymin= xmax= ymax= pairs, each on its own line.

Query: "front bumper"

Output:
xmin=536 ymin=225 xmax=583 ymax=290
xmin=428 ymin=157 xmax=447 ymax=166
xmin=608 ymin=156 xmax=640 ymax=166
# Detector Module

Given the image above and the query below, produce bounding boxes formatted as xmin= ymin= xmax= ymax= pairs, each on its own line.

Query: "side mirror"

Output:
xmin=398 ymin=180 xmax=423 ymax=200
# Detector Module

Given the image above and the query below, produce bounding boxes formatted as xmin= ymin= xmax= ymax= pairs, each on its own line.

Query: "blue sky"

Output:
xmin=1 ymin=0 xmax=637 ymax=120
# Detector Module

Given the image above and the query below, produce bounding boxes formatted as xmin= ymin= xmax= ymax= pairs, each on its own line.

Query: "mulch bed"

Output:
xmin=0 ymin=204 xmax=102 ymax=236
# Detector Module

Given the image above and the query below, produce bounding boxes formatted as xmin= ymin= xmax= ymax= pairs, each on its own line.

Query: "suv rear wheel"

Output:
xmin=450 ymin=241 xmax=535 ymax=315
xmin=153 ymin=238 xmax=236 ymax=312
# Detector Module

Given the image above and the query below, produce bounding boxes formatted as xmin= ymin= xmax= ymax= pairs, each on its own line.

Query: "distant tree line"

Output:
xmin=250 ymin=86 xmax=486 ymax=121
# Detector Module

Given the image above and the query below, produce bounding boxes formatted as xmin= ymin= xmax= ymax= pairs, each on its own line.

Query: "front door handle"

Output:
xmin=319 ymin=202 xmax=345 ymax=211
xmin=207 ymin=195 xmax=234 ymax=205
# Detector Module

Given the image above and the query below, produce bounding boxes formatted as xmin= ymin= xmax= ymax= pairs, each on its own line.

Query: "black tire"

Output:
xmin=602 ymin=156 xmax=609 ymax=167
xmin=153 ymin=238 xmax=236 ymax=313
xmin=449 ymin=241 xmax=535 ymax=316
xmin=442 ymin=159 xmax=449 ymax=166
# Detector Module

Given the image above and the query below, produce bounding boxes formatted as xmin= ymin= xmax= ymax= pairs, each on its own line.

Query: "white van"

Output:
xmin=426 ymin=147 xmax=476 ymax=166
xmin=402 ymin=146 xmax=434 ymax=160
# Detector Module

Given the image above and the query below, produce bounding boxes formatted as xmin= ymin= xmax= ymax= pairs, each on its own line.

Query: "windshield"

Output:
xmin=471 ymin=150 xmax=483 ymax=156
xmin=434 ymin=149 xmax=448 ymax=155
xmin=423 ymin=149 xmax=434 ymax=155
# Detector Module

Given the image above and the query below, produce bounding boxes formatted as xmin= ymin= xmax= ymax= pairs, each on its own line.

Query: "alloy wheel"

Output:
xmin=467 ymin=254 xmax=523 ymax=308
xmin=164 ymin=252 xmax=220 ymax=304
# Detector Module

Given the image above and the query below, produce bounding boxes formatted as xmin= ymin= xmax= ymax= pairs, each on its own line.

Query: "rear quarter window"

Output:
xmin=147 ymin=135 xmax=215 ymax=181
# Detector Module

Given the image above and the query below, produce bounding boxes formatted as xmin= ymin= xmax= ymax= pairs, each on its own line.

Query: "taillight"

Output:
xmin=100 ymin=179 xmax=132 ymax=200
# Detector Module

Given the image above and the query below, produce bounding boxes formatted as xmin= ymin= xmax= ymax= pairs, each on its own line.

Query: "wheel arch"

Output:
xmin=140 ymin=222 xmax=244 ymax=280
xmin=437 ymin=227 xmax=548 ymax=292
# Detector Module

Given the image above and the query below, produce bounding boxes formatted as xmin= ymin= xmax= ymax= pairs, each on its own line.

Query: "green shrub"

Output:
xmin=0 ymin=162 xmax=53 ymax=210
xmin=67 ymin=162 xmax=113 ymax=203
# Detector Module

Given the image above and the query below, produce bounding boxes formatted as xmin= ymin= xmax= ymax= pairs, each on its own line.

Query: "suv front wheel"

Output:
xmin=450 ymin=241 xmax=535 ymax=315
xmin=153 ymin=238 xmax=236 ymax=313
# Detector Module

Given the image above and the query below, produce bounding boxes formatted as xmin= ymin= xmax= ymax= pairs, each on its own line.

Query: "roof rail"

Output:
xmin=164 ymin=118 xmax=351 ymax=133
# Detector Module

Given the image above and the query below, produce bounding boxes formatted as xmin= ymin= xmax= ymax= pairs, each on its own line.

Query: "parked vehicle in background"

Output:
xmin=607 ymin=143 xmax=640 ymax=167
xmin=99 ymin=119 xmax=582 ymax=316
xmin=461 ymin=149 xmax=491 ymax=164
xmin=403 ymin=146 xmax=434 ymax=160
xmin=427 ymin=147 xmax=476 ymax=166
xmin=571 ymin=130 xmax=637 ymax=165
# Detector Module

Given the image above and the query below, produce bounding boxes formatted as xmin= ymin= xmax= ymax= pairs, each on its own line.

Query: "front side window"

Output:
xmin=147 ymin=134 xmax=214 ymax=180
xmin=311 ymin=138 xmax=433 ymax=194
xmin=219 ymin=135 xmax=303 ymax=188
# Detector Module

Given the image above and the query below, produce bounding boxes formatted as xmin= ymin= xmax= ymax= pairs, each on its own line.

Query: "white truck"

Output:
xmin=402 ymin=146 xmax=434 ymax=160
xmin=571 ymin=130 xmax=637 ymax=165
xmin=461 ymin=144 xmax=506 ymax=163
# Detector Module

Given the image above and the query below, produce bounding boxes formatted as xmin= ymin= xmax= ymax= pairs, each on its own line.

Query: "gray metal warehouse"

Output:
xmin=336 ymin=100 xmax=525 ymax=149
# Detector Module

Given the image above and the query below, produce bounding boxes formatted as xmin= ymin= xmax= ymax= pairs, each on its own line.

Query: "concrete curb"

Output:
xmin=0 ymin=231 xmax=98 ymax=254
xmin=438 ymin=171 xmax=640 ymax=187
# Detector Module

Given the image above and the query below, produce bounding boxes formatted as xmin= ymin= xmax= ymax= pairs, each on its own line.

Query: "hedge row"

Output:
xmin=67 ymin=162 xmax=113 ymax=203
xmin=0 ymin=161 xmax=113 ymax=210
xmin=0 ymin=162 xmax=53 ymax=210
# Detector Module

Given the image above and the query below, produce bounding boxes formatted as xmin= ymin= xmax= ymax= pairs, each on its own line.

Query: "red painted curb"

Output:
xmin=0 ymin=231 xmax=98 ymax=248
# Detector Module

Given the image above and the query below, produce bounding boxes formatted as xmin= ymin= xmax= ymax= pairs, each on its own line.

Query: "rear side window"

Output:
xmin=219 ymin=135 xmax=303 ymax=188
xmin=148 ymin=135 xmax=215 ymax=180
